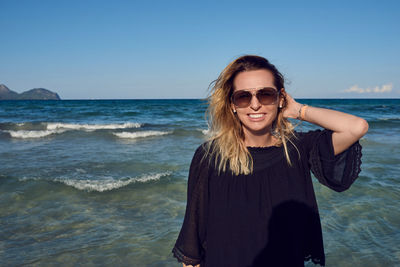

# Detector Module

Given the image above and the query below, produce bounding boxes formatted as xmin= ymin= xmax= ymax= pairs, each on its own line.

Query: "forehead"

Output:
xmin=233 ymin=69 xmax=275 ymax=91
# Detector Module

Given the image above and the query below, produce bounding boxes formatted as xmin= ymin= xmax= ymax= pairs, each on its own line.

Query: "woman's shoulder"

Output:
xmin=288 ymin=129 xmax=334 ymax=158
xmin=193 ymin=141 xmax=209 ymax=157
xmin=191 ymin=140 xmax=222 ymax=173
xmin=194 ymin=139 xmax=218 ymax=156
xmin=292 ymin=129 xmax=332 ymax=143
xmin=293 ymin=129 xmax=324 ymax=138
xmin=191 ymin=141 xmax=213 ymax=166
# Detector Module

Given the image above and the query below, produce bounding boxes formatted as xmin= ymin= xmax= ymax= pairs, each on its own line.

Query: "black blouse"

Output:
xmin=172 ymin=129 xmax=362 ymax=267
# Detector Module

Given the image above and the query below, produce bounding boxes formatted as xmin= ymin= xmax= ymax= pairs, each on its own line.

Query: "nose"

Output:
xmin=249 ymin=92 xmax=261 ymax=110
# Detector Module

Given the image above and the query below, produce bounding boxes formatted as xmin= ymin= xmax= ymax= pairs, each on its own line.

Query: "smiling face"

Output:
xmin=231 ymin=69 xmax=283 ymax=140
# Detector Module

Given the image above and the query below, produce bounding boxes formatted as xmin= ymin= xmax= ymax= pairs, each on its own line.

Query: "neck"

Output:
xmin=243 ymin=128 xmax=276 ymax=147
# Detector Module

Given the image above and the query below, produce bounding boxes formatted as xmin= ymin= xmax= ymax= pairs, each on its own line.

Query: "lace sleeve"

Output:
xmin=172 ymin=145 xmax=208 ymax=265
xmin=303 ymin=129 xmax=363 ymax=192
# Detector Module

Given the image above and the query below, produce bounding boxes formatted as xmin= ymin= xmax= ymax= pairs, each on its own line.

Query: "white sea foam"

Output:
xmin=113 ymin=131 xmax=171 ymax=139
xmin=7 ymin=129 xmax=66 ymax=138
xmin=201 ymin=129 xmax=210 ymax=135
xmin=54 ymin=172 xmax=170 ymax=192
xmin=18 ymin=176 xmax=41 ymax=182
xmin=378 ymin=117 xmax=400 ymax=121
xmin=46 ymin=122 xmax=142 ymax=131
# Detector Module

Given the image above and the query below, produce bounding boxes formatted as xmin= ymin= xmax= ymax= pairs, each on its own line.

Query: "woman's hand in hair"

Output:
xmin=280 ymin=89 xmax=303 ymax=119
xmin=281 ymin=89 xmax=368 ymax=155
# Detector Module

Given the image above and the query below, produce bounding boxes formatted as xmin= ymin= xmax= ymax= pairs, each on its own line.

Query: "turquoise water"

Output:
xmin=0 ymin=99 xmax=399 ymax=266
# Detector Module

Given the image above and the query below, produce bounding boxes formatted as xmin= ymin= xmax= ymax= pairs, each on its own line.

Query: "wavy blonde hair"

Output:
xmin=205 ymin=55 xmax=297 ymax=175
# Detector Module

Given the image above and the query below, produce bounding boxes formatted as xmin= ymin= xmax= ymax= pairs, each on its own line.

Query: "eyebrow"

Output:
xmin=234 ymin=86 xmax=278 ymax=91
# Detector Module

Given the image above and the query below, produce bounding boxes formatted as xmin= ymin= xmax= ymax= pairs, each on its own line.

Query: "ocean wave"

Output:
xmin=113 ymin=131 xmax=171 ymax=139
xmin=0 ymin=122 xmax=143 ymax=132
xmin=368 ymin=117 xmax=400 ymax=129
xmin=18 ymin=172 xmax=171 ymax=192
xmin=377 ymin=117 xmax=400 ymax=121
xmin=6 ymin=129 xmax=66 ymax=138
xmin=0 ymin=122 xmax=43 ymax=131
xmin=201 ymin=129 xmax=209 ymax=135
xmin=46 ymin=122 xmax=142 ymax=131
xmin=54 ymin=172 xmax=170 ymax=192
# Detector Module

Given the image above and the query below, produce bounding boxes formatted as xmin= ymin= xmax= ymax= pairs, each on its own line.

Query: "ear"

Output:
xmin=231 ymin=102 xmax=236 ymax=114
xmin=279 ymin=88 xmax=286 ymax=108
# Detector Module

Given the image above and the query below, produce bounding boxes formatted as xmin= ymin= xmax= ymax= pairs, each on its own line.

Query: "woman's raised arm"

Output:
xmin=283 ymin=91 xmax=369 ymax=155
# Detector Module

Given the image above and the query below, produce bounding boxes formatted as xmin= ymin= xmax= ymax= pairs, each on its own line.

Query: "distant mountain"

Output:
xmin=19 ymin=88 xmax=61 ymax=100
xmin=0 ymin=84 xmax=61 ymax=100
xmin=0 ymin=84 xmax=19 ymax=100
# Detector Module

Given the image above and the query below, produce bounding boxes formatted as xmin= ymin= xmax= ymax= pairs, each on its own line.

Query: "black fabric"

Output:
xmin=172 ymin=145 xmax=209 ymax=266
xmin=172 ymin=129 xmax=362 ymax=267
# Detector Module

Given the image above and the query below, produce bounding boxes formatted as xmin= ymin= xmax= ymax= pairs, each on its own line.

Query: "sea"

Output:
xmin=0 ymin=99 xmax=399 ymax=267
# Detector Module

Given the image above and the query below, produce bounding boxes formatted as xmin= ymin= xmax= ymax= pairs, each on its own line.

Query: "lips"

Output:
xmin=247 ymin=113 xmax=266 ymax=121
xmin=248 ymin=113 xmax=264 ymax=118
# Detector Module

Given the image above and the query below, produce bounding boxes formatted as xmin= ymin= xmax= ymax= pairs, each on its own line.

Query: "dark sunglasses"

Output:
xmin=231 ymin=87 xmax=280 ymax=108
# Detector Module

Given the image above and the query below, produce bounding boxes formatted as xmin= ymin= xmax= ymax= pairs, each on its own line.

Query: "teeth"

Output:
xmin=249 ymin=114 xmax=264 ymax=118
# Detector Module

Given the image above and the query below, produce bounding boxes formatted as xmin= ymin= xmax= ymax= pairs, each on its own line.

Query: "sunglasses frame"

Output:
xmin=231 ymin=87 xmax=281 ymax=108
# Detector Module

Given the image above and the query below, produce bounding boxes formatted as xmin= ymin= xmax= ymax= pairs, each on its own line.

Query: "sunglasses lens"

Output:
xmin=232 ymin=88 xmax=279 ymax=107
xmin=232 ymin=91 xmax=252 ymax=108
xmin=257 ymin=89 xmax=278 ymax=105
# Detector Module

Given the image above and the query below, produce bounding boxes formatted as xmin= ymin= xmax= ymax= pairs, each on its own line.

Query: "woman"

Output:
xmin=172 ymin=55 xmax=368 ymax=267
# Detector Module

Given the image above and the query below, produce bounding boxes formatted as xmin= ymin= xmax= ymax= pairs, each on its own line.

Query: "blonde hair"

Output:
xmin=205 ymin=55 xmax=297 ymax=175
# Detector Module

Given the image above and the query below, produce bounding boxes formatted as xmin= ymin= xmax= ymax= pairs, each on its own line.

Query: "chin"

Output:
xmin=243 ymin=125 xmax=272 ymax=135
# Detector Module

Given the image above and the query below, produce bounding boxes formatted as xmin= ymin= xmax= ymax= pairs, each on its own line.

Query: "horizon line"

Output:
xmin=1 ymin=97 xmax=400 ymax=101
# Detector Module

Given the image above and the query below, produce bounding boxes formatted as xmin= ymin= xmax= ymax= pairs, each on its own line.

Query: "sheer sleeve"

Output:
xmin=172 ymin=145 xmax=208 ymax=265
xmin=300 ymin=129 xmax=363 ymax=192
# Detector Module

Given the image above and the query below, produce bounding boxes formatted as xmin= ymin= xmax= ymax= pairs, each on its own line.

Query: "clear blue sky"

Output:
xmin=1 ymin=0 xmax=399 ymax=99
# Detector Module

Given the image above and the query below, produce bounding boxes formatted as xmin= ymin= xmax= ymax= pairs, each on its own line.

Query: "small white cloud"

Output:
xmin=373 ymin=83 xmax=392 ymax=93
xmin=344 ymin=83 xmax=393 ymax=94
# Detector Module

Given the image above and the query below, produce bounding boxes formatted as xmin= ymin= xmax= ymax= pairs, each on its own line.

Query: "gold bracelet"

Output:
xmin=300 ymin=105 xmax=308 ymax=120
xmin=297 ymin=104 xmax=303 ymax=120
